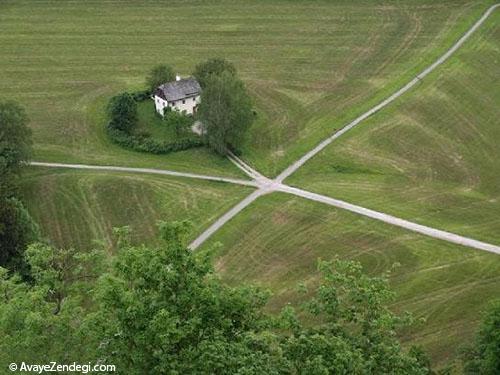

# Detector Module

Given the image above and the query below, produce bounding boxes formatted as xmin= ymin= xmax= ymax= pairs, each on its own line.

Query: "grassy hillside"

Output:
xmin=0 ymin=0 xmax=492 ymax=176
xmin=288 ymin=11 xmax=500 ymax=245
xmin=19 ymin=168 xmax=252 ymax=250
xmin=4 ymin=0 xmax=499 ymax=368
xmin=199 ymin=193 xmax=500 ymax=366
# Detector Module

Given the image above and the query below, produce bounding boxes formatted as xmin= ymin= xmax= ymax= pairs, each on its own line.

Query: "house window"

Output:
xmin=182 ymin=99 xmax=186 ymax=104
xmin=193 ymin=98 xmax=196 ymax=102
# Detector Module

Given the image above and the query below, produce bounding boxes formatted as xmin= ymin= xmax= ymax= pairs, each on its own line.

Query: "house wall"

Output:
xmin=154 ymin=95 xmax=200 ymax=116
xmin=154 ymin=95 xmax=168 ymax=115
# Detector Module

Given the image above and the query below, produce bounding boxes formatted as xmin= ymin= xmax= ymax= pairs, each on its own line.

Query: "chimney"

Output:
xmin=176 ymin=75 xmax=181 ymax=81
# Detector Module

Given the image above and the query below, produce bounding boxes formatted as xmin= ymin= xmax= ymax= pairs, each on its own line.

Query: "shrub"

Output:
xmin=107 ymin=93 xmax=137 ymax=133
xmin=163 ymin=110 xmax=193 ymax=137
xmin=106 ymin=125 xmax=203 ymax=155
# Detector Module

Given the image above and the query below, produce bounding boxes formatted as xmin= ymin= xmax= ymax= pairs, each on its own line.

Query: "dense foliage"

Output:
xmin=199 ymin=71 xmax=254 ymax=155
xmin=163 ymin=109 xmax=194 ymax=137
xmin=146 ymin=64 xmax=175 ymax=93
xmin=0 ymin=243 xmax=104 ymax=364
xmin=107 ymin=93 xmax=138 ymax=133
xmin=0 ymin=101 xmax=32 ymax=192
xmin=0 ymin=221 xmax=431 ymax=374
xmin=0 ymin=101 xmax=39 ymax=273
xmin=106 ymin=92 xmax=202 ymax=155
xmin=108 ymin=59 xmax=253 ymax=156
xmin=0 ymin=198 xmax=39 ymax=274
xmin=193 ymin=57 xmax=236 ymax=88
xmin=461 ymin=299 xmax=500 ymax=374
xmin=107 ymin=126 xmax=202 ymax=154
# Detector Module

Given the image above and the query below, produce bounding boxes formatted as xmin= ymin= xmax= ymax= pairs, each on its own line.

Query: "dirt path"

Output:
xmin=30 ymin=4 xmax=500 ymax=256
xmin=278 ymin=185 xmax=500 ymax=255
xmin=187 ymin=4 xmax=500 ymax=252
xmin=29 ymin=162 xmax=259 ymax=188
xmin=188 ymin=189 xmax=267 ymax=250
xmin=275 ymin=3 xmax=500 ymax=184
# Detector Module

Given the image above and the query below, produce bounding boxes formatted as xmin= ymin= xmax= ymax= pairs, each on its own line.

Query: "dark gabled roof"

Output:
xmin=154 ymin=77 xmax=201 ymax=101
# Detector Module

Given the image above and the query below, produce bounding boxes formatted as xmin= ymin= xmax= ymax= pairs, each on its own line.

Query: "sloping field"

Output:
xmin=200 ymin=193 xmax=500 ymax=366
xmin=19 ymin=168 xmax=252 ymax=250
xmin=0 ymin=0 xmax=492 ymax=176
xmin=4 ymin=0 xmax=499 ymax=368
xmin=288 ymin=10 xmax=500 ymax=245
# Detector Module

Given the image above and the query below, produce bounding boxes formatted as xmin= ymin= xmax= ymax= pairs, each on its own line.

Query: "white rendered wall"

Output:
xmin=153 ymin=95 xmax=200 ymax=116
xmin=154 ymin=95 xmax=168 ymax=115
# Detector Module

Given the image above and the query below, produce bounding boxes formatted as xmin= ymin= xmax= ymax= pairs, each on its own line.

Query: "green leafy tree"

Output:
xmin=91 ymin=223 xmax=429 ymax=374
xmin=107 ymin=93 xmax=138 ymax=133
xmin=0 ymin=244 xmax=104 ymax=365
xmin=0 ymin=101 xmax=38 ymax=273
xmin=198 ymin=72 xmax=253 ymax=155
xmin=0 ymin=101 xmax=32 ymax=194
xmin=0 ymin=198 xmax=39 ymax=274
xmin=91 ymin=222 xmax=285 ymax=374
xmin=0 ymin=222 xmax=431 ymax=374
xmin=146 ymin=65 xmax=175 ymax=93
xmin=461 ymin=299 xmax=500 ymax=374
xmin=281 ymin=260 xmax=430 ymax=374
xmin=163 ymin=110 xmax=193 ymax=137
xmin=193 ymin=57 xmax=236 ymax=88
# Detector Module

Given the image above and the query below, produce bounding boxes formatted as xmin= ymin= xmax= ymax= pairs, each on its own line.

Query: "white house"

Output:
xmin=153 ymin=76 xmax=201 ymax=116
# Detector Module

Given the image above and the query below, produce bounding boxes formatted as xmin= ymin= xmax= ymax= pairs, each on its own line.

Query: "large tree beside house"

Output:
xmin=198 ymin=71 xmax=253 ymax=155
xmin=193 ymin=57 xmax=236 ymax=88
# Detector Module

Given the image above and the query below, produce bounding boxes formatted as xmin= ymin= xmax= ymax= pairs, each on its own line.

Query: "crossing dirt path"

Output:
xmin=274 ymin=3 xmax=500 ymax=184
xmin=31 ymin=4 xmax=500 ymax=256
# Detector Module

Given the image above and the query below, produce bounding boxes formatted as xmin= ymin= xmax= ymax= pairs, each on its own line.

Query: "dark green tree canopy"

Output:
xmin=163 ymin=109 xmax=193 ymax=136
xmin=0 ymin=198 xmax=39 ymax=273
xmin=198 ymin=71 xmax=253 ymax=155
xmin=107 ymin=93 xmax=138 ymax=133
xmin=146 ymin=64 xmax=175 ymax=93
xmin=193 ymin=58 xmax=236 ymax=88
xmin=0 ymin=243 xmax=104 ymax=365
xmin=0 ymin=101 xmax=32 ymax=181
xmin=461 ymin=299 xmax=500 ymax=374
xmin=0 ymin=101 xmax=38 ymax=274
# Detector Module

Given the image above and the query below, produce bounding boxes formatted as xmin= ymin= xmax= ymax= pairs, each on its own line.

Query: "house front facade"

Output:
xmin=153 ymin=76 xmax=201 ymax=116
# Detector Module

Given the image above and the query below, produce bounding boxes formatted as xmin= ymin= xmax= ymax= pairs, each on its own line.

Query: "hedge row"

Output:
xmin=106 ymin=91 xmax=203 ymax=155
xmin=107 ymin=126 xmax=203 ymax=154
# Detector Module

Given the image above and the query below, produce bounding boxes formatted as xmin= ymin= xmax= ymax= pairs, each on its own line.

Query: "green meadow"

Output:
xmin=19 ymin=168 xmax=251 ymax=250
xmin=0 ymin=0 xmax=493 ymax=176
xmin=288 ymin=10 xmax=500 ymax=245
xmin=200 ymin=193 xmax=500 ymax=367
xmin=1 ymin=0 xmax=499 ymax=367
